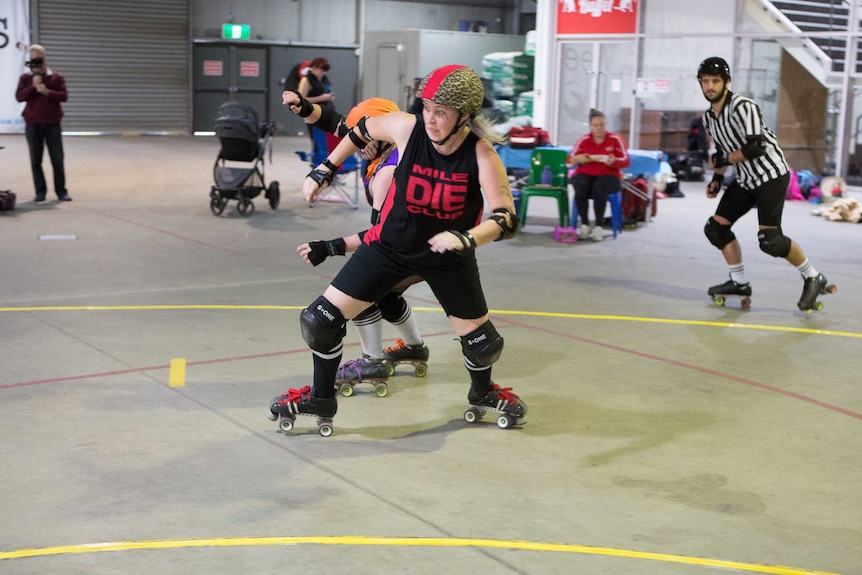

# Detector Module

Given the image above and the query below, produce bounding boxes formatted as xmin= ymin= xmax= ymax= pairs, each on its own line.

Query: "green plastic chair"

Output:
xmin=517 ymin=148 xmax=570 ymax=228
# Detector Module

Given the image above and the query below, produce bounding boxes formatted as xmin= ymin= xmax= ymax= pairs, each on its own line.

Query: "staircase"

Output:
xmin=770 ymin=0 xmax=854 ymax=73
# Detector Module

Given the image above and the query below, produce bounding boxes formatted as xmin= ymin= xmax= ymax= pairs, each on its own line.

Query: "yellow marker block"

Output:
xmin=168 ymin=358 xmax=186 ymax=388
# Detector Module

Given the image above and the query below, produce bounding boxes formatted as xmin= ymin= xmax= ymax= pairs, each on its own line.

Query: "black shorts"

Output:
xmin=716 ymin=172 xmax=789 ymax=227
xmin=331 ymin=242 xmax=489 ymax=320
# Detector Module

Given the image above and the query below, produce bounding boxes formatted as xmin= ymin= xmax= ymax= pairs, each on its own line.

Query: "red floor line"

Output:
xmin=0 ymin=331 xmax=454 ymax=391
xmin=85 ymin=208 xmax=244 ymax=255
xmin=504 ymin=318 xmax=862 ymax=422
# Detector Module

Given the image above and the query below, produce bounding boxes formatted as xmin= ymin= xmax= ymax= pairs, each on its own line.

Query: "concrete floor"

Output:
xmin=0 ymin=133 xmax=860 ymax=575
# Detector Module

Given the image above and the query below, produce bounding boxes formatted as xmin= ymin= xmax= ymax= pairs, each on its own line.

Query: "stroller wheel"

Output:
xmin=267 ymin=181 xmax=280 ymax=210
xmin=210 ymin=195 xmax=227 ymax=216
xmin=237 ymin=198 xmax=255 ymax=217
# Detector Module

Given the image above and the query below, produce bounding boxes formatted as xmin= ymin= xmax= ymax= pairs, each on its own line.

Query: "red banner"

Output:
xmin=557 ymin=0 xmax=638 ymax=35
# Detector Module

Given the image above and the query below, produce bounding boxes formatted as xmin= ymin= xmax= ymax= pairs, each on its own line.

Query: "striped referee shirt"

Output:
xmin=703 ymin=90 xmax=788 ymax=190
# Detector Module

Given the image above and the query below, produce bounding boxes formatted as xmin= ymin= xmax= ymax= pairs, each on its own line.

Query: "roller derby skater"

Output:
xmin=698 ymin=57 xmax=831 ymax=312
xmin=276 ymin=64 xmax=525 ymax=435
xmin=286 ymin=95 xmax=431 ymax=399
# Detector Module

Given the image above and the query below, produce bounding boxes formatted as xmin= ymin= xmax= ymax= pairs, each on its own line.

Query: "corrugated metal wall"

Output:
xmin=36 ymin=0 xmax=189 ymax=133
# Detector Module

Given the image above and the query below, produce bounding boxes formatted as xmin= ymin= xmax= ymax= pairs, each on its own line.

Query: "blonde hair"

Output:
xmin=29 ymin=44 xmax=46 ymax=56
xmin=469 ymin=114 xmax=507 ymax=145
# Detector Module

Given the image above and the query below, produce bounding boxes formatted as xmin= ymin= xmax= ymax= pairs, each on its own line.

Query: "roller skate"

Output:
xmin=464 ymin=383 xmax=527 ymax=429
xmin=797 ymin=273 xmax=837 ymax=313
xmin=708 ymin=277 xmax=752 ymax=309
xmin=383 ymin=339 xmax=429 ymax=377
xmin=267 ymin=386 xmax=337 ymax=437
xmin=334 ymin=355 xmax=390 ymax=398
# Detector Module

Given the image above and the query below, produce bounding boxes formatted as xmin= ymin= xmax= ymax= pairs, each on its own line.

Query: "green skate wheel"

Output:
xmin=374 ymin=383 xmax=389 ymax=398
xmin=388 ymin=364 xmax=395 ymax=376
xmin=464 ymin=407 xmax=481 ymax=424
xmin=497 ymin=414 xmax=515 ymax=429
xmin=414 ymin=363 xmax=428 ymax=378
xmin=713 ymin=296 xmax=725 ymax=307
xmin=339 ymin=383 xmax=354 ymax=397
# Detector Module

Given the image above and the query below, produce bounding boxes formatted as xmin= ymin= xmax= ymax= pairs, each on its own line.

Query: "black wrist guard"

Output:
xmin=322 ymin=159 xmax=338 ymax=173
xmin=308 ymin=168 xmax=332 ymax=188
xmin=449 ymin=230 xmax=477 ymax=252
xmin=711 ymin=151 xmax=730 ymax=169
xmin=306 ymin=238 xmax=347 ymax=266
xmin=488 ymin=208 xmax=519 ymax=241
xmin=710 ymin=173 xmax=725 ymax=187
xmin=289 ymin=90 xmax=314 ymax=118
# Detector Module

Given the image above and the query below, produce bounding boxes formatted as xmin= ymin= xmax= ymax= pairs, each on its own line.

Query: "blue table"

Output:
xmin=496 ymin=144 xmax=663 ymax=177
xmin=496 ymin=145 xmax=571 ymax=171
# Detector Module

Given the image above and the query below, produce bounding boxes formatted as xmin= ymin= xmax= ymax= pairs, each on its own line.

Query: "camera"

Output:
xmin=26 ymin=57 xmax=44 ymax=69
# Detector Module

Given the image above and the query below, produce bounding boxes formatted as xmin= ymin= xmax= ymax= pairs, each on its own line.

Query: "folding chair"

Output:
xmin=295 ymin=127 xmax=360 ymax=209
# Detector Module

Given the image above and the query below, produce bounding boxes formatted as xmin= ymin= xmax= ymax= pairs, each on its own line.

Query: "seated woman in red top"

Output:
xmin=567 ymin=109 xmax=630 ymax=241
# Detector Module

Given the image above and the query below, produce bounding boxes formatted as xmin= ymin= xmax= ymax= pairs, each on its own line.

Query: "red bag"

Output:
xmin=508 ymin=126 xmax=551 ymax=148
xmin=622 ymin=177 xmax=657 ymax=222
xmin=0 ymin=190 xmax=16 ymax=212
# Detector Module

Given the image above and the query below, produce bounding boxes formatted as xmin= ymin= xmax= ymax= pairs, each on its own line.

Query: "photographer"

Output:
xmin=15 ymin=44 xmax=71 ymax=202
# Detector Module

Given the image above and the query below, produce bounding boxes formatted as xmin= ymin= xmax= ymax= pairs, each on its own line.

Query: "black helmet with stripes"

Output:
xmin=697 ymin=57 xmax=731 ymax=81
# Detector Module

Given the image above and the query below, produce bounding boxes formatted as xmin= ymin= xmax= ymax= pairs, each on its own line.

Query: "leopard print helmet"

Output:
xmin=418 ymin=64 xmax=484 ymax=118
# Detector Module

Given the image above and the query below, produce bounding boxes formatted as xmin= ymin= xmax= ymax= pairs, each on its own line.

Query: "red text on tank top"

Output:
xmin=406 ymin=164 xmax=467 ymax=220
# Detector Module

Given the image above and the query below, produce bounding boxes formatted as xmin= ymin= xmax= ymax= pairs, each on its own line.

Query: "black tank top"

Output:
xmin=365 ymin=117 xmax=483 ymax=266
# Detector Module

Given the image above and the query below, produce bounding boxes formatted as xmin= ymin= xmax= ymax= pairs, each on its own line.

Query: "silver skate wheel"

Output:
xmin=266 ymin=409 xmax=278 ymax=422
xmin=374 ymin=383 xmax=389 ymax=398
xmin=339 ymin=383 xmax=354 ymax=397
xmin=414 ymin=363 xmax=428 ymax=378
xmin=464 ymin=407 xmax=480 ymax=424
xmin=279 ymin=418 xmax=294 ymax=432
xmin=497 ymin=414 xmax=514 ymax=429
xmin=318 ymin=422 xmax=334 ymax=437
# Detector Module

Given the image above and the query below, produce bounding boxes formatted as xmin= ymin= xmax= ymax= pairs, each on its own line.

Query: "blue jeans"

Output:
xmin=25 ymin=123 xmax=67 ymax=199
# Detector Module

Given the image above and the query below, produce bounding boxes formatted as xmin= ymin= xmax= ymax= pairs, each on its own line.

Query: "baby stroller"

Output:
xmin=209 ymin=100 xmax=280 ymax=217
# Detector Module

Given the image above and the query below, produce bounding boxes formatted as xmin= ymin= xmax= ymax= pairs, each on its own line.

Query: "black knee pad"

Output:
xmin=300 ymin=296 xmax=346 ymax=352
xmin=704 ymin=216 xmax=735 ymax=250
xmin=460 ymin=321 xmax=504 ymax=367
xmin=377 ymin=291 xmax=409 ymax=324
xmin=758 ymin=228 xmax=791 ymax=258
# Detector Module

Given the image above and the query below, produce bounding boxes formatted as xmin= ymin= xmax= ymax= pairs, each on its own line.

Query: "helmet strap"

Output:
xmin=431 ymin=115 xmax=469 ymax=146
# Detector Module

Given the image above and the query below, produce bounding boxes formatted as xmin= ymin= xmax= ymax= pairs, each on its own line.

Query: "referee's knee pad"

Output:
xmin=460 ymin=321 xmax=504 ymax=367
xmin=758 ymin=228 xmax=792 ymax=258
xmin=377 ymin=291 xmax=409 ymax=324
xmin=300 ymin=296 xmax=346 ymax=352
xmin=704 ymin=217 xmax=735 ymax=250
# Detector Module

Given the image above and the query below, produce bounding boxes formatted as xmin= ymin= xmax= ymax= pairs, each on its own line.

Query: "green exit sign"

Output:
xmin=222 ymin=24 xmax=250 ymax=40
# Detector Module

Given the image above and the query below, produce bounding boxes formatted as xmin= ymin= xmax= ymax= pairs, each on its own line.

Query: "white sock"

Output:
xmin=729 ymin=263 xmax=749 ymax=285
xmin=353 ymin=311 xmax=384 ymax=359
xmin=391 ymin=305 xmax=423 ymax=347
xmin=797 ymin=258 xmax=819 ymax=279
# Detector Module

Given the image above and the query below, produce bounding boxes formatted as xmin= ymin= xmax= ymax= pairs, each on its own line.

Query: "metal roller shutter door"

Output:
xmin=36 ymin=0 xmax=189 ymax=133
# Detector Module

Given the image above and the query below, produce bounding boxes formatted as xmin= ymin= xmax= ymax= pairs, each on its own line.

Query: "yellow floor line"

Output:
xmin=2 ymin=305 xmax=855 ymax=339
xmin=0 ymin=536 xmax=839 ymax=574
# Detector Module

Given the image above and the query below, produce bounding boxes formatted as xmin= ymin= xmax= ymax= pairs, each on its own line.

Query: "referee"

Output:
xmin=698 ymin=56 xmax=830 ymax=311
